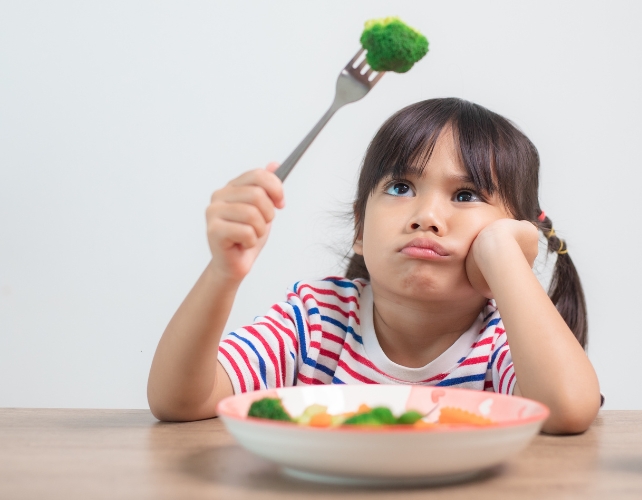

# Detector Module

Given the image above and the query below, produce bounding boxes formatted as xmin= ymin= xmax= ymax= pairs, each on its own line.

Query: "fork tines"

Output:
xmin=346 ymin=48 xmax=384 ymax=86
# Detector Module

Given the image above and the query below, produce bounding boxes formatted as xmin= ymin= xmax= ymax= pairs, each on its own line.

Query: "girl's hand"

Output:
xmin=206 ymin=163 xmax=284 ymax=282
xmin=465 ymin=219 xmax=539 ymax=298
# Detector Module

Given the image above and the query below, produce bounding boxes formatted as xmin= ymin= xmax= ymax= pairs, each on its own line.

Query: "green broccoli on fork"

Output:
xmin=360 ymin=17 xmax=429 ymax=73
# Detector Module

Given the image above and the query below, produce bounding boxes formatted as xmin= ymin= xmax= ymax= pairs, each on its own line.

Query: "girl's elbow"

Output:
xmin=542 ymin=398 xmax=600 ymax=435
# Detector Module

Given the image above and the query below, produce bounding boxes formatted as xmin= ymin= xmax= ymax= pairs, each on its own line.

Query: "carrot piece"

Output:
xmin=437 ymin=407 xmax=493 ymax=426
xmin=309 ymin=412 xmax=333 ymax=427
xmin=413 ymin=420 xmax=437 ymax=429
xmin=357 ymin=404 xmax=371 ymax=414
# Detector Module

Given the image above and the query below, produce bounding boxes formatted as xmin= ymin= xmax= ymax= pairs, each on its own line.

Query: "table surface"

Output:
xmin=1 ymin=409 xmax=641 ymax=500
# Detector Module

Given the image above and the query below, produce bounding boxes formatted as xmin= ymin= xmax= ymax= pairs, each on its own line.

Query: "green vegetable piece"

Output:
xmin=397 ymin=410 xmax=424 ymax=425
xmin=360 ymin=17 xmax=429 ymax=73
xmin=343 ymin=406 xmax=396 ymax=426
xmin=247 ymin=397 xmax=292 ymax=422
xmin=295 ymin=404 xmax=328 ymax=425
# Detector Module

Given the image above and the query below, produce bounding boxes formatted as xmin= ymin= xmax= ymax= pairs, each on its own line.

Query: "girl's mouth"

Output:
xmin=400 ymin=238 xmax=449 ymax=260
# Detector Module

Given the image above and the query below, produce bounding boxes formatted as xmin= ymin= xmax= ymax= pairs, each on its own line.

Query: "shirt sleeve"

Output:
xmin=217 ymin=287 xmax=308 ymax=394
xmin=489 ymin=321 xmax=517 ymax=395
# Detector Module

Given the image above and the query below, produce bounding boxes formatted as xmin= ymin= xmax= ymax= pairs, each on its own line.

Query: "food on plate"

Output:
xmin=247 ymin=397 xmax=293 ymax=422
xmin=246 ymin=397 xmax=494 ymax=428
xmin=360 ymin=17 xmax=429 ymax=73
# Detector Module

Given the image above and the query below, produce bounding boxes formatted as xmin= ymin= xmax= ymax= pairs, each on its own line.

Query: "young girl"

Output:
xmin=148 ymin=98 xmax=600 ymax=434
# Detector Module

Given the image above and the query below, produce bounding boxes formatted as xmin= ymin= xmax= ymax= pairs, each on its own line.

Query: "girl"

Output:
xmin=148 ymin=98 xmax=600 ymax=434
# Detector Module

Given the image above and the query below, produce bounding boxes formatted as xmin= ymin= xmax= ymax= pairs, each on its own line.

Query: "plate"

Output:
xmin=217 ymin=384 xmax=549 ymax=485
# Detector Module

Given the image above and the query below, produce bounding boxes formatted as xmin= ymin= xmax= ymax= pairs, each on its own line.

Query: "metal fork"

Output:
xmin=274 ymin=49 xmax=385 ymax=182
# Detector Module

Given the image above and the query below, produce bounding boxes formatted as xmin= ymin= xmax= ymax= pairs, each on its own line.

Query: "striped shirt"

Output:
xmin=218 ymin=277 xmax=517 ymax=395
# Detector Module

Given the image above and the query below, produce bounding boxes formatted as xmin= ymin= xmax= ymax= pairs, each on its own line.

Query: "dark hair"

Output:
xmin=345 ymin=98 xmax=588 ymax=349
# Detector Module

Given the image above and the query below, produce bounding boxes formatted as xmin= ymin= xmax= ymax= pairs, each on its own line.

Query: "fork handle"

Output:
xmin=275 ymin=100 xmax=342 ymax=182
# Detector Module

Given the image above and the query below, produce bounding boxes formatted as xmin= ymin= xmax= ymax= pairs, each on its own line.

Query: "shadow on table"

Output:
xmin=179 ymin=444 xmax=503 ymax=493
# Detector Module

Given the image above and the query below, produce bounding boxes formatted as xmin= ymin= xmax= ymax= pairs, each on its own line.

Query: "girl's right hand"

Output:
xmin=206 ymin=163 xmax=284 ymax=282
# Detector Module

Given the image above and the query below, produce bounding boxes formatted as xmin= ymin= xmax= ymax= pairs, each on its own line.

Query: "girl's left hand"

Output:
xmin=466 ymin=219 xmax=539 ymax=298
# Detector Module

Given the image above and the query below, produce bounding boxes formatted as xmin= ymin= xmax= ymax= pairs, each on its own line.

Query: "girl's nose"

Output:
xmin=409 ymin=199 xmax=446 ymax=234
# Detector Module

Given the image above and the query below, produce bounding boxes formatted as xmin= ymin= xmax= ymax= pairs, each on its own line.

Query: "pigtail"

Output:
xmin=537 ymin=215 xmax=588 ymax=349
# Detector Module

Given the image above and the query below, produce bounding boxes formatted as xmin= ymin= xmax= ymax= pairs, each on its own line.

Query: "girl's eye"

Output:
xmin=455 ymin=189 xmax=481 ymax=202
xmin=385 ymin=182 xmax=414 ymax=197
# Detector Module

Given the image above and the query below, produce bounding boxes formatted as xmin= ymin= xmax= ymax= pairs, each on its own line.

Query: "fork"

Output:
xmin=274 ymin=48 xmax=385 ymax=182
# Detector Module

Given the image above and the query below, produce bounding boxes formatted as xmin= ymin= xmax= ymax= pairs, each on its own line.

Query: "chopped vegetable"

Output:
xmin=247 ymin=397 xmax=292 ymax=422
xmin=343 ymin=406 xmax=396 ymax=426
xmin=360 ymin=17 xmax=429 ymax=73
xmin=438 ymin=407 xmax=493 ymax=426
xmin=246 ymin=397 xmax=494 ymax=428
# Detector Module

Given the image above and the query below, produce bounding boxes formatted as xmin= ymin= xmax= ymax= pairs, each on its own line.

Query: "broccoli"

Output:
xmin=360 ymin=17 xmax=429 ymax=73
xmin=247 ymin=397 xmax=292 ymax=422
xmin=343 ymin=406 xmax=396 ymax=426
xmin=396 ymin=410 xmax=424 ymax=425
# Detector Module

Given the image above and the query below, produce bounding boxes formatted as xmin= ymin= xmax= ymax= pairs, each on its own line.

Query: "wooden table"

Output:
xmin=1 ymin=409 xmax=641 ymax=499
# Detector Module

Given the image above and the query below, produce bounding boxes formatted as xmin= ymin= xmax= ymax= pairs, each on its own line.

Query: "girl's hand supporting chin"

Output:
xmin=465 ymin=219 xmax=539 ymax=298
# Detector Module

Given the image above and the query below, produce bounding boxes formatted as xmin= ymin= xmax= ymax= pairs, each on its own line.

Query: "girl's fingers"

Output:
xmin=214 ymin=185 xmax=276 ymax=224
xmin=228 ymin=167 xmax=285 ymax=210
xmin=212 ymin=202 xmax=268 ymax=239
xmin=210 ymin=219 xmax=258 ymax=250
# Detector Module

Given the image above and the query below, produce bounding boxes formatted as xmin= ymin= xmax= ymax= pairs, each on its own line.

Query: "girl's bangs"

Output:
xmin=366 ymin=100 xmax=500 ymax=198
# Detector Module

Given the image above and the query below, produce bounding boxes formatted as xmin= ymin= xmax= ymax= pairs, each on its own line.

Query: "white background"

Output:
xmin=1 ymin=1 xmax=641 ymax=410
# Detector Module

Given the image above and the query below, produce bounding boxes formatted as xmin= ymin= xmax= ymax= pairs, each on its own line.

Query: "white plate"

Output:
xmin=217 ymin=385 xmax=548 ymax=485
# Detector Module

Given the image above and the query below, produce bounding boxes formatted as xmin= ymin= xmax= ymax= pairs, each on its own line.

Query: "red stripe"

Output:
xmin=495 ymin=327 xmax=506 ymax=335
xmin=245 ymin=326 xmax=282 ymax=388
xmin=263 ymin=315 xmax=298 ymax=351
xmin=496 ymin=348 xmax=509 ymax=372
xmin=337 ymin=359 xmax=377 ymax=384
xmin=223 ymin=339 xmax=260 ymax=391
xmin=218 ymin=345 xmax=246 ymax=393
xmin=459 ymin=355 xmax=489 ymax=366
xmin=322 ymin=331 xmax=344 ymax=345
xmin=506 ymin=372 xmax=516 ymax=395
xmin=297 ymin=373 xmax=326 ymax=385
xmin=255 ymin=321 xmax=288 ymax=383
xmin=342 ymin=343 xmax=394 ymax=379
xmin=299 ymin=293 xmax=361 ymax=324
xmin=319 ymin=347 xmax=340 ymax=361
xmin=484 ymin=380 xmax=494 ymax=390
xmin=422 ymin=372 xmax=448 ymax=383
xmin=499 ymin=363 xmax=514 ymax=393
xmin=297 ymin=284 xmax=360 ymax=306
xmin=471 ymin=336 xmax=493 ymax=348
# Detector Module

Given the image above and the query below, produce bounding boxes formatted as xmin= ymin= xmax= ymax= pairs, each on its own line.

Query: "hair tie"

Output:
xmin=537 ymin=211 xmax=546 ymax=222
xmin=557 ymin=239 xmax=568 ymax=255
xmin=545 ymin=228 xmax=556 ymax=239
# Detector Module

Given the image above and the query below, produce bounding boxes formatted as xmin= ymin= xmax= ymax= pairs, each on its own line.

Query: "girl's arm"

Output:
xmin=147 ymin=164 xmax=284 ymax=422
xmin=468 ymin=219 xmax=600 ymax=434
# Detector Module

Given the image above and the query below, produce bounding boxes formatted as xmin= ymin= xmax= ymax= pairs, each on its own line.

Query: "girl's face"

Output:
xmin=353 ymin=127 xmax=513 ymax=303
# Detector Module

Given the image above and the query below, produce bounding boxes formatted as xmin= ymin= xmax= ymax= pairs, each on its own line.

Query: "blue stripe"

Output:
xmin=457 ymin=357 xmax=466 ymax=363
xmin=303 ymin=357 xmax=335 ymax=377
xmin=490 ymin=340 xmax=508 ymax=367
xmin=290 ymin=351 xmax=296 ymax=359
xmin=229 ymin=332 xmax=267 ymax=388
xmin=332 ymin=376 xmax=345 ymax=384
xmin=483 ymin=309 xmax=495 ymax=322
xmin=436 ymin=373 xmax=486 ymax=386
xmin=323 ymin=278 xmax=359 ymax=290
xmin=293 ymin=281 xmax=301 ymax=293
xmin=308 ymin=307 xmax=320 ymax=315
xmin=479 ymin=316 xmax=501 ymax=335
xmin=321 ymin=315 xmax=362 ymax=344
xmin=291 ymin=303 xmax=308 ymax=360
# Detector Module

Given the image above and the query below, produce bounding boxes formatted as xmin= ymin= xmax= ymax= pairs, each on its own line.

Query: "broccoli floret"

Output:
xmin=360 ymin=17 xmax=429 ymax=73
xmin=343 ymin=406 xmax=396 ymax=426
xmin=396 ymin=410 xmax=424 ymax=425
xmin=247 ymin=397 xmax=292 ymax=422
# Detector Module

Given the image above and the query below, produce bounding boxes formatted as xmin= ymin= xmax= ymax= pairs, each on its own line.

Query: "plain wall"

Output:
xmin=1 ymin=0 xmax=641 ymax=409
